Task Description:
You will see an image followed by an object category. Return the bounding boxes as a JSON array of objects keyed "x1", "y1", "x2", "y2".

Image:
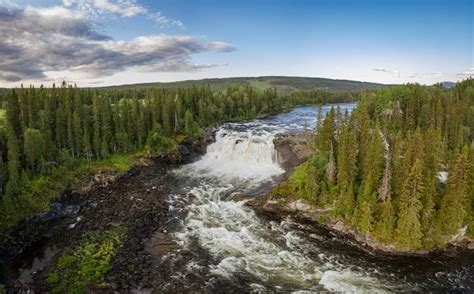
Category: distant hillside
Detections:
[{"x1": 101, "y1": 76, "x2": 386, "y2": 93}]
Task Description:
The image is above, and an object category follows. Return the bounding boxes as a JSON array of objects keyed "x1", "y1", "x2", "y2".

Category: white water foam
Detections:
[
  {"x1": 319, "y1": 270, "x2": 389, "y2": 293},
  {"x1": 172, "y1": 107, "x2": 396, "y2": 292},
  {"x1": 185, "y1": 128, "x2": 284, "y2": 182}
]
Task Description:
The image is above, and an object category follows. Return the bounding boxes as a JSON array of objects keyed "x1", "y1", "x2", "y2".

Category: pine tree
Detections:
[
  {"x1": 72, "y1": 110, "x2": 82, "y2": 157},
  {"x1": 184, "y1": 109, "x2": 200, "y2": 137},
  {"x1": 316, "y1": 107, "x2": 336, "y2": 154},
  {"x1": 23, "y1": 128, "x2": 45, "y2": 173},
  {"x1": 82, "y1": 110, "x2": 93, "y2": 162},
  {"x1": 7, "y1": 90, "x2": 22, "y2": 139},
  {"x1": 437, "y1": 147, "x2": 470, "y2": 239},
  {"x1": 162, "y1": 96, "x2": 174, "y2": 136},
  {"x1": 336, "y1": 116, "x2": 358, "y2": 218},
  {"x1": 92, "y1": 95, "x2": 101, "y2": 158},
  {"x1": 375, "y1": 198, "x2": 394, "y2": 242},
  {"x1": 395, "y1": 159, "x2": 424, "y2": 250},
  {"x1": 354, "y1": 171, "x2": 377, "y2": 235},
  {"x1": 100, "y1": 98, "x2": 112, "y2": 158},
  {"x1": 5, "y1": 125, "x2": 21, "y2": 197}
]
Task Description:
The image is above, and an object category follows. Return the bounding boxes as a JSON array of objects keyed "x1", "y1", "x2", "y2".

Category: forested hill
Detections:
[{"x1": 100, "y1": 76, "x2": 386, "y2": 93}]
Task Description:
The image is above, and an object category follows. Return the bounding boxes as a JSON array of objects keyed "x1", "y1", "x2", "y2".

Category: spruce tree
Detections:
[
  {"x1": 5, "y1": 125, "x2": 21, "y2": 197},
  {"x1": 437, "y1": 147, "x2": 470, "y2": 239},
  {"x1": 395, "y1": 159, "x2": 424, "y2": 250},
  {"x1": 23, "y1": 128, "x2": 45, "y2": 173},
  {"x1": 7, "y1": 90, "x2": 22, "y2": 139}
]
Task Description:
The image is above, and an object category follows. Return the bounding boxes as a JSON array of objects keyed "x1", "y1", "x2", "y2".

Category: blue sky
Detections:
[{"x1": 0, "y1": 0, "x2": 472, "y2": 86}]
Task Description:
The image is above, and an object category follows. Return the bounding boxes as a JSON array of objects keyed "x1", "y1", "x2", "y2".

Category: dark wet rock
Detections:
[
  {"x1": 274, "y1": 132, "x2": 314, "y2": 173},
  {"x1": 144, "y1": 232, "x2": 180, "y2": 259}
]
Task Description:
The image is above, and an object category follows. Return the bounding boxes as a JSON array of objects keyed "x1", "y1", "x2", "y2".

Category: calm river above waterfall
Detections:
[{"x1": 157, "y1": 104, "x2": 474, "y2": 293}]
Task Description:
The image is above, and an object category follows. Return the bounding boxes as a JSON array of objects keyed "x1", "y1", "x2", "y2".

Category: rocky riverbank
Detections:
[
  {"x1": 249, "y1": 131, "x2": 474, "y2": 256},
  {"x1": 0, "y1": 132, "x2": 213, "y2": 292},
  {"x1": 247, "y1": 195, "x2": 474, "y2": 255}
]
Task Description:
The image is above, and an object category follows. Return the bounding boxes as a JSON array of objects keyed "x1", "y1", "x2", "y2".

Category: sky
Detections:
[{"x1": 0, "y1": 0, "x2": 472, "y2": 87}]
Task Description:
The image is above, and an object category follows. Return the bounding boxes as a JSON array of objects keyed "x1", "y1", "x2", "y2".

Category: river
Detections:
[{"x1": 161, "y1": 104, "x2": 474, "y2": 293}]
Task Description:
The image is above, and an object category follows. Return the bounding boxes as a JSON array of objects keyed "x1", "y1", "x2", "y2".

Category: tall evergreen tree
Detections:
[
  {"x1": 395, "y1": 159, "x2": 424, "y2": 250},
  {"x1": 437, "y1": 147, "x2": 470, "y2": 239}
]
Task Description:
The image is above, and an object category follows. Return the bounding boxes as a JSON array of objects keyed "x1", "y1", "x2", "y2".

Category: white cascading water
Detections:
[
  {"x1": 187, "y1": 128, "x2": 284, "y2": 183},
  {"x1": 172, "y1": 109, "x2": 398, "y2": 292}
]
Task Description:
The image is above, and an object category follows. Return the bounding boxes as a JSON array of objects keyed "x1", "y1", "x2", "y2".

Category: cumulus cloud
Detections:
[
  {"x1": 371, "y1": 67, "x2": 400, "y2": 78},
  {"x1": 0, "y1": 6, "x2": 234, "y2": 82},
  {"x1": 63, "y1": 0, "x2": 184, "y2": 28}
]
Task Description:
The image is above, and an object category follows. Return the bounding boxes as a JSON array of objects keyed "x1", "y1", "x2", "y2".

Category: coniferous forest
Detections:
[
  {"x1": 0, "y1": 83, "x2": 353, "y2": 235},
  {"x1": 274, "y1": 79, "x2": 474, "y2": 250}
]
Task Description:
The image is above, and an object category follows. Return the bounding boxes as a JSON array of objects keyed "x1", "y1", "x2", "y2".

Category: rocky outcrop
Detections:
[
  {"x1": 247, "y1": 196, "x2": 474, "y2": 255},
  {"x1": 448, "y1": 226, "x2": 474, "y2": 250},
  {"x1": 274, "y1": 132, "x2": 314, "y2": 172},
  {"x1": 78, "y1": 170, "x2": 120, "y2": 194}
]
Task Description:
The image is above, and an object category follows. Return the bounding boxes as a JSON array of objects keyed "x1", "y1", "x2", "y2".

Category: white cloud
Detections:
[
  {"x1": 63, "y1": 0, "x2": 184, "y2": 28},
  {"x1": 409, "y1": 72, "x2": 444, "y2": 78},
  {"x1": 0, "y1": 6, "x2": 234, "y2": 82},
  {"x1": 25, "y1": 5, "x2": 83, "y2": 18},
  {"x1": 149, "y1": 11, "x2": 185, "y2": 29},
  {"x1": 63, "y1": 0, "x2": 145, "y2": 17},
  {"x1": 457, "y1": 68, "x2": 474, "y2": 75},
  {"x1": 371, "y1": 67, "x2": 400, "y2": 78}
]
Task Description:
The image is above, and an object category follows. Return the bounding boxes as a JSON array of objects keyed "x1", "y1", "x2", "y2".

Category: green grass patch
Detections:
[
  {"x1": 47, "y1": 228, "x2": 126, "y2": 294},
  {"x1": 78, "y1": 154, "x2": 137, "y2": 174}
]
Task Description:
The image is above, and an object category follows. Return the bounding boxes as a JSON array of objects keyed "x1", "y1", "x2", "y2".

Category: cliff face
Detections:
[{"x1": 273, "y1": 132, "x2": 314, "y2": 173}]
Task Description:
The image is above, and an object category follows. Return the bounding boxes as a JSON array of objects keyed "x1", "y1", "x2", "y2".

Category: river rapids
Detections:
[{"x1": 162, "y1": 104, "x2": 474, "y2": 293}]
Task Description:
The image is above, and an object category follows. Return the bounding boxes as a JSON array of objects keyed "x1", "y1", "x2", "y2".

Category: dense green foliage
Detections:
[
  {"x1": 279, "y1": 80, "x2": 474, "y2": 250},
  {"x1": 0, "y1": 82, "x2": 356, "y2": 235},
  {"x1": 47, "y1": 228, "x2": 126, "y2": 294}
]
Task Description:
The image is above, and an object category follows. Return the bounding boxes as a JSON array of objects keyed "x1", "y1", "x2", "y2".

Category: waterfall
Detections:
[{"x1": 188, "y1": 128, "x2": 284, "y2": 183}]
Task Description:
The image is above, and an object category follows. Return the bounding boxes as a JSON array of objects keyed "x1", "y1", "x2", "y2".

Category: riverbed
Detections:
[{"x1": 159, "y1": 104, "x2": 474, "y2": 293}]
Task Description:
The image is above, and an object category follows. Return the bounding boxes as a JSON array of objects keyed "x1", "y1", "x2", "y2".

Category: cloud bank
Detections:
[{"x1": 0, "y1": 6, "x2": 234, "y2": 82}]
